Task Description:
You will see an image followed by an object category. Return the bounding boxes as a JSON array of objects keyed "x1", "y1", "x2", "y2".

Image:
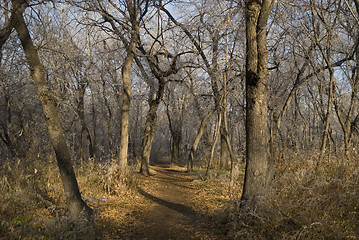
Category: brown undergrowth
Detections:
[
  {"x1": 229, "y1": 151, "x2": 359, "y2": 240},
  {"x1": 0, "y1": 156, "x2": 139, "y2": 240},
  {"x1": 0, "y1": 158, "x2": 233, "y2": 239},
  {"x1": 3, "y1": 152, "x2": 356, "y2": 239}
]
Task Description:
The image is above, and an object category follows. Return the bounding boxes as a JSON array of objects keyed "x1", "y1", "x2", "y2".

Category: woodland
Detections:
[{"x1": 1, "y1": 0, "x2": 359, "y2": 239}]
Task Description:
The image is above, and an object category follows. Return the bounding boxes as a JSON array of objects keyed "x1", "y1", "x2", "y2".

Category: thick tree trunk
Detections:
[
  {"x1": 118, "y1": 25, "x2": 138, "y2": 174},
  {"x1": 140, "y1": 84, "x2": 164, "y2": 176},
  {"x1": 140, "y1": 104, "x2": 157, "y2": 176},
  {"x1": 241, "y1": 0, "x2": 275, "y2": 208},
  {"x1": 11, "y1": 0, "x2": 92, "y2": 220}
]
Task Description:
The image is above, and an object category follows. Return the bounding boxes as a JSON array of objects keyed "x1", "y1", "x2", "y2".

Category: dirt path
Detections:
[{"x1": 109, "y1": 165, "x2": 229, "y2": 240}]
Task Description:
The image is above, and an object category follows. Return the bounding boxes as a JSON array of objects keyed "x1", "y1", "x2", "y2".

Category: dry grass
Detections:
[
  {"x1": 229, "y1": 151, "x2": 359, "y2": 240},
  {"x1": 0, "y1": 157, "x2": 139, "y2": 240},
  {"x1": 2, "y1": 151, "x2": 358, "y2": 239}
]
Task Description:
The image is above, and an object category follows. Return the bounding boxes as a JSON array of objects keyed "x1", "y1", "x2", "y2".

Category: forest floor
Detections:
[
  {"x1": 2, "y1": 155, "x2": 358, "y2": 239},
  {"x1": 95, "y1": 164, "x2": 232, "y2": 240}
]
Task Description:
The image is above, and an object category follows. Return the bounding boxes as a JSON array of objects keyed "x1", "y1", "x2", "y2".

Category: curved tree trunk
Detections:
[{"x1": 11, "y1": 0, "x2": 92, "y2": 220}]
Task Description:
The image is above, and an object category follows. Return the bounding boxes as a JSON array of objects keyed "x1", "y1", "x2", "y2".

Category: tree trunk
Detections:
[
  {"x1": 118, "y1": 23, "x2": 138, "y2": 174},
  {"x1": 140, "y1": 103, "x2": 157, "y2": 176},
  {"x1": 102, "y1": 77, "x2": 115, "y2": 157},
  {"x1": 295, "y1": 92, "x2": 310, "y2": 150},
  {"x1": 206, "y1": 112, "x2": 222, "y2": 176},
  {"x1": 91, "y1": 93, "x2": 98, "y2": 159},
  {"x1": 308, "y1": 2, "x2": 336, "y2": 164},
  {"x1": 140, "y1": 84, "x2": 164, "y2": 176},
  {"x1": 241, "y1": 0, "x2": 275, "y2": 208},
  {"x1": 135, "y1": 48, "x2": 178, "y2": 174},
  {"x1": 11, "y1": 0, "x2": 92, "y2": 220},
  {"x1": 77, "y1": 84, "x2": 94, "y2": 161},
  {"x1": 220, "y1": 109, "x2": 229, "y2": 169},
  {"x1": 187, "y1": 108, "x2": 215, "y2": 172},
  {"x1": 171, "y1": 127, "x2": 182, "y2": 164},
  {"x1": 167, "y1": 108, "x2": 182, "y2": 164}
]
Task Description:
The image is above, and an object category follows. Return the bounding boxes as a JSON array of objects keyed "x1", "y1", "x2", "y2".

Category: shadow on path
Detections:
[{"x1": 137, "y1": 187, "x2": 197, "y2": 219}]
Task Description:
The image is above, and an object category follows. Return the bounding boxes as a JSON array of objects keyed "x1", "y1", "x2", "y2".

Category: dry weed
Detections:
[
  {"x1": 229, "y1": 151, "x2": 359, "y2": 239},
  {"x1": 0, "y1": 156, "x2": 139, "y2": 239}
]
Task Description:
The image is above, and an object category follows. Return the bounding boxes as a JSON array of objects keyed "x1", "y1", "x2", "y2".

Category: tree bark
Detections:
[
  {"x1": 118, "y1": 23, "x2": 138, "y2": 174},
  {"x1": 241, "y1": 0, "x2": 275, "y2": 208},
  {"x1": 166, "y1": 102, "x2": 183, "y2": 164},
  {"x1": 102, "y1": 76, "x2": 115, "y2": 157},
  {"x1": 220, "y1": 109, "x2": 229, "y2": 169},
  {"x1": 206, "y1": 112, "x2": 222, "y2": 176},
  {"x1": 135, "y1": 39, "x2": 181, "y2": 174},
  {"x1": 187, "y1": 108, "x2": 215, "y2": 172},
  {"x1": 77, "y1": 81, "x2": 94, "y2": 161},
  {"x1": 140, "y1": 84, "x2": 164, "y2": 176},
  {"x1": 11, "y1": 0, "x2": 92, "y2": 220},
  {"x1": 140, "y1": 99, "x2": 157, "y2": 176}
]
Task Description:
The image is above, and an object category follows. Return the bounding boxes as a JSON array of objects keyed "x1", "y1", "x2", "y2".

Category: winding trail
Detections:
[{"x1": 118, "y1": 165, "x2": 228, "y2": 240}]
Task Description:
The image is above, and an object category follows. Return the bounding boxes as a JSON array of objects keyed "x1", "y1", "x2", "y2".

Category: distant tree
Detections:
[
  {"x1": 135, "y1": 45, "x2": 184, "y2": 175},
  {"x1": 74, "y1": 0, "x2": 150, "y2": 174},
  {"x1": 158, "y1": 1, "x2": 239, "y2": 172}
]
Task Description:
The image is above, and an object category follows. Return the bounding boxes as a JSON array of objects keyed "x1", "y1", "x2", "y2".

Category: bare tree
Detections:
[
  {"x1": 75, "y1": 0, "x2": 150, "y2": 173},
  {"x1": 241, "y1": 0, "x2": 276, "y2": 208},
  {"x1": 135, "y1": 49, "x2": 182, "y2": 175},
  {"x1": 10, "y1": 0, "x2": 93, "y2": 220},
  {"x1": 158, "y1": 1, "x2": 239, "y2": 172}
]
